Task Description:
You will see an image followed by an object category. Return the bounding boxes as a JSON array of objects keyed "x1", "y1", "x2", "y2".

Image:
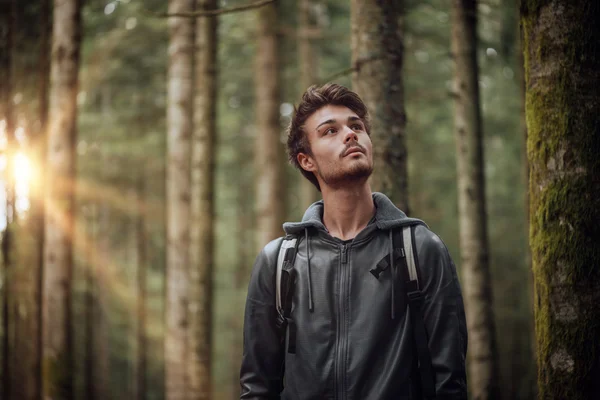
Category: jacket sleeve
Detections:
[
  {"x1": 414, "y1": 225, "x2": 468, "y2": 399},
  {"x1": 240, "y1": 238, "x2": 285, "y2": 400}
]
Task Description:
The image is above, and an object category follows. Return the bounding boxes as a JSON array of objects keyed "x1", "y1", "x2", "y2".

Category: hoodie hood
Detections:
[{"x1": 283, "y1": 192, "x2": 427, "y2": 235}]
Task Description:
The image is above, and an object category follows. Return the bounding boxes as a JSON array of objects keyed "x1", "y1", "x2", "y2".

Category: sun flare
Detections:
[
  {"x1": 13, "y1": 152, "x2": 33, "y2": 213},
  {"x1": 14, "y1": 152, "x2": 33, "y2": 185}
]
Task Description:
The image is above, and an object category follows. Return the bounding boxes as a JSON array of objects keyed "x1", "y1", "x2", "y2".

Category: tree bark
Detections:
[
  {"x1": 350, "y1": 0, "x2": 408, "y2": 212},
  {"x1": 230, "y1": 127, "x2": 252, "y2": 399},
  {"x1": 298, "y1": 0, "x2": 320, "y2": 209},
  {"x1": 0, "y1": 0, "x2": 15, "y2": 399},
  {"x1": 255, "y1": 1, "x2": 284, "y2": 250},
  {"x1": 450, "y1": 1, "x2": 500, "y2": 399},
  {"x1": 0, "y1": 0, "x2": 15, "y2": 397},
  {"x1": 84, "y1": 205, "x2": 97, "y2": 400},
  {"x1": 188, "y1": 1, "x2": 217, "y2": 398},
  {"x1": 135, "y1": 176, "x2": 148, "y2": 400},
  {"x1": 95, "y1": 205, "x2": 111, "y2": 400},
  {"x1": 33, "y1": 1, "x2": 51, "y2": 398},
  {"x1": 42, "y1": 0, "x2": 81, "y2": 398},
  {"x1": 521, "y1": 1, "x2": 600, "y2": 398},
  {"x1": 165, "y1": 0, "x2": 194, "y2": 398}
]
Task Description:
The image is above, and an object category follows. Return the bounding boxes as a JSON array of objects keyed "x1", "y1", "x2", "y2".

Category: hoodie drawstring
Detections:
[
  {"x1": 305, "y1": 228, "x2": 314, "y2": 312},
  {"x1": 389, "y1": 229, "x2": 396, "y2": 320}
]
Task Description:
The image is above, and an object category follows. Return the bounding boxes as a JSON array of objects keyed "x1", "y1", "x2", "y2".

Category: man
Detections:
[{"x1": 240, "y1": 83, "x2": 468, "y2": 399}]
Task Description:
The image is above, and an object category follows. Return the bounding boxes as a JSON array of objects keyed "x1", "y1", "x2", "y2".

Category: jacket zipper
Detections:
[{"x1": 336, "y1": 244, "x2": 348, "y2": 400}]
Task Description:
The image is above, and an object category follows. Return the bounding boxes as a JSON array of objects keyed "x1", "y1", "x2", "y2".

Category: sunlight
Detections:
[{"x1": 13, "y1": 152, "x2": 33, "y2": 213}]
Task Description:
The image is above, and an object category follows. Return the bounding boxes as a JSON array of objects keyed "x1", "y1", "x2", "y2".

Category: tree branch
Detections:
[
  {"x1": 146, "y1": 0, "x2": 276, "y2": 18},
  {"x1": 320, "y1": 55, "x2": 385, "y2": 84}
]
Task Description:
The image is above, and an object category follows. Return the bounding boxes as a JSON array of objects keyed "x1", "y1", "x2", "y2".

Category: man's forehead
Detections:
[{"x1": 307, "y1": 105, "x2": 360, "y2": 128}]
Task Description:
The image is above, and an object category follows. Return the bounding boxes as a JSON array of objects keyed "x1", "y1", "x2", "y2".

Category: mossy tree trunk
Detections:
[
  {"x1": 298, "y1": 0, "x2": 320, "y2": 209},
  {"x1": 521, "y1": 1, "x2": 600, "y2": 398},
  {"x1": 255, "y1": 1, "x2": 284, "y2": 250},
  {"x1": 189, "y1": 0, "x2": 217, "y2": 398},
  {"x1": 450, "y1": 0, "x2": 500, "y2": 398},
  {"x1": 42, "y1": 0, "x2": 82, "y2": 398},
  {"x1": 350, "y1": 0, "x2": 408, "y2": 212},
  {"x1": 165, "y1": 0, "x2": 194, "y2": 398}
]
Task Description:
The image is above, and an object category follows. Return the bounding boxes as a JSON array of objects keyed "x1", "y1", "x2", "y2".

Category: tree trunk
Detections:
[
  {"x1": 350, "y1": 0, "x2": 408, "y2": 212},
  {"x1": 298, "y1": 0, "x2": 320, "y2": 209},
  {"x1": 521, "y1": 1, "x2": 600, "y2": 398},
  {"x1": 42, "y1": 0, "x2": 81, "y2": 398},
  {"x1": 230, "y1": 127, "x2": 252, "y2": 400},
  {"x1": 94, "y1": 205, "x2": 111, "y2": 400},
  {"x1": 188, "y1": 1, "x2": 217, "y2": 398},
  {"x1": 515, "y1": 9, "x2": 537, "y2": 399},
  {"x1": 450, "y1": 1, "x2": 499, "y2": 399},
  {"x1": 165, "y1": 0, "x2": 194, "y2": 398},
  {"x1": 255, "y1": 1, "x2": 284, "y2": 251},
  {"x1": 33, "y1": 1, "x2": 51, "y2": 398},
  {"x1": 135, "y1": 178, "x2": 148, "y2": 400},
  {"x1": 84, "y1": 205, "x2": 97, "y2": 400},
  {"x1": 0, "y1": 0, "x2": 15, "y2": 397},
  {"x1": 11, "y1": 1, "x2": 49, "y2": 396}
]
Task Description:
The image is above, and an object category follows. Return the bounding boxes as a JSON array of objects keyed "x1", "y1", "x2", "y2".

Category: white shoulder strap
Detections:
[
  {"x1": 402, "y1": 226, "x2": 419, "y2": 287},
  {"x1": 276, "y1": 238, "x2": 297, "y2": 313}
]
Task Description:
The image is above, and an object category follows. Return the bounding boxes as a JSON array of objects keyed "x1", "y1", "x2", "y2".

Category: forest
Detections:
[{"x1": 0, "y1": 0, "x2": 598, "y2": 399}]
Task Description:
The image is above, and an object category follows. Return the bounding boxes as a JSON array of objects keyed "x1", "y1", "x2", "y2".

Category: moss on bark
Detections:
[{"x1": 522, "y1": 1, "x2": 600, "y2": 398}]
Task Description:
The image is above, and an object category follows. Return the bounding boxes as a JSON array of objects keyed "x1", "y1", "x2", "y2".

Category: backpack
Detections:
[{"x1": 275, "y1": 225, "x2": 436, "y2": 399}]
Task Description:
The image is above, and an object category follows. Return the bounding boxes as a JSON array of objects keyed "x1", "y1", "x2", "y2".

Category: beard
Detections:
[{"x1": 316, "y1": 158, "x2": 373, "y2": 189}]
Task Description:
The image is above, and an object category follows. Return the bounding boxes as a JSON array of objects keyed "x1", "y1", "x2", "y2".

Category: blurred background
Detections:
[{"x1": 0, "y1": 0, "x2": 535, "y2": 399}]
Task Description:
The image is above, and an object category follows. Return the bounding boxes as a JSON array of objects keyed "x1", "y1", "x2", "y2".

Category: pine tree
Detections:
[
  {"x1": 42, "y1": 0, "x2": 82, "y2": 398},
  {"x1": 165, "y1": 0, "x2": 195, "y2": 398},
  {"x1": 188, "y1": 0, "x2": 218, "y2": 398},
  {"x1": 450, "y1": 0, "x2": 500, "y2": 398},
  {"x1": 255, "y1": 0, "x2": 284, "y2": 250},
  {"x1": 350, "y1": 0, "x2": 408, "y2": 211}
]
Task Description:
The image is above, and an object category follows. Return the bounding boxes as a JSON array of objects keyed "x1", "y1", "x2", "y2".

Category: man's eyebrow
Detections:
[
  {"x1": 316, "y1": 119, "x2": 336, "y2": 130},
  {"x1": 316, "y1": 116, "x2": 362, "y2": 130}
]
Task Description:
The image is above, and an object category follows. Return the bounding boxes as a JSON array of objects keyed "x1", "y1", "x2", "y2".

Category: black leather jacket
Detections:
[{"x1": 240, "y1": 193, "x2": 468, "y2": 400}]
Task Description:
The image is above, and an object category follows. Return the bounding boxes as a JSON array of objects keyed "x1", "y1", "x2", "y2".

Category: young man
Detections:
[{"x1": 240, "y1": 84, "x2": 467, "y2": 399}]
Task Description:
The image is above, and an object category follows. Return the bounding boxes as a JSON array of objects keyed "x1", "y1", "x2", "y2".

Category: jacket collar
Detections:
[{"x1": 282, "y1": 192, "x2": 426, "y2": 235}]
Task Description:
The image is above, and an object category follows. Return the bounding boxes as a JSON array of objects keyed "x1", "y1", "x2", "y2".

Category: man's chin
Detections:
[{"x1": 319, "y1": 165, "x2": 373, "y2": 187}]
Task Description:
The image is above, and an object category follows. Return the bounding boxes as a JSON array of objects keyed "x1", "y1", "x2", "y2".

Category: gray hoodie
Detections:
[{"x1": 240, "y1": 192, "x2": 467, "y2": 400}]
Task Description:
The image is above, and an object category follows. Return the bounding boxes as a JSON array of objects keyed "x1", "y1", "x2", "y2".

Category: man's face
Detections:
[{"x1": 298, "y1": 104, "x2": 373, "y2": 189}]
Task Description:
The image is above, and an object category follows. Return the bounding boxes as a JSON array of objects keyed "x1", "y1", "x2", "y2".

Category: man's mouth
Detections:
[{"x1": 343, "y1": 146, "x2": 364, "y2": 157}]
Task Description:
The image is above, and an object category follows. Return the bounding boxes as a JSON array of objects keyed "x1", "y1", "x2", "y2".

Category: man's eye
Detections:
[
  {"x1": 351, "y1": 124, "x2": 363, "y2": 131},
  {"x1": 325, "y1": 127, "x2": 336, "y2": 135}
]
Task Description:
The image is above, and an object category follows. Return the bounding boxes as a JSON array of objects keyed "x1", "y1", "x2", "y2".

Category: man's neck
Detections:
[{"x1": 321, "y1": 183, "x2": 375, "y2": 241}]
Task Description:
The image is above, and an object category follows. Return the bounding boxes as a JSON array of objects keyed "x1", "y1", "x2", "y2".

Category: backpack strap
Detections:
[
  {"x1": 400, "y1": 225, "x2": 436, "y2": 399},
  {"x1": 275, "y1": 236, "x2": 299, "y2": 354}
]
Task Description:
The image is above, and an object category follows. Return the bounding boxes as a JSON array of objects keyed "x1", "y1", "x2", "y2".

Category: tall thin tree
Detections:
[
  {"x1": 188, "y1": 0, "x2": 218, "y2": 398},
  {"x1": 0, "y1": 0, "x2": 15, "y2": 397},
  {"x1": 298, "y1": 0, "x2": 320, "y2": 209},
  {"x1": 521, "y1": 0, "x2": 600, "y2": 398},
  {"x1": 450, "y1": 0, "x2": 499, "y2": 398},
  {"x1": 165, "y1": 0, "x2": 194, "y2": 399},
  {"x1": 42, "y1": 0, "x2": 82, "y2": 398},
  {"x1": 34, "y1": 0, "x2": 51, "y2": 398},
  {"x1": 350, "y1": 0, "x2": 408, "y2": 212},
  {"x1": 255, "y1": 0, "x2": 284, "y2": 249},
  {"x1": 135, "y1": 177, "x2": 148, "y2": 400}
]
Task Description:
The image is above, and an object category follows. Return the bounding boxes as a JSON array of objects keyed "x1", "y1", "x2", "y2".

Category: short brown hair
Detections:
[{"x1": 286, "y1": 83, "x2": 370, "y2": 191}]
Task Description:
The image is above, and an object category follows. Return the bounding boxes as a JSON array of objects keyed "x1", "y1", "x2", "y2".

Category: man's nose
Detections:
[{"x1": 343, "y1": 127, "x2": 358, "y2": 143}]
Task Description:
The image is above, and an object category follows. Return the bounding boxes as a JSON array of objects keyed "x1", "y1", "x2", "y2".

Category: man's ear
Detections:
[{"x1": 298, "y1": 152, "x2": 316, "y2": 172}]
